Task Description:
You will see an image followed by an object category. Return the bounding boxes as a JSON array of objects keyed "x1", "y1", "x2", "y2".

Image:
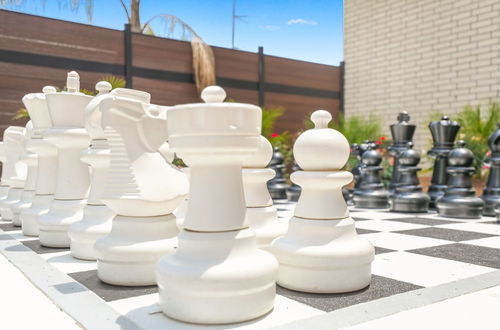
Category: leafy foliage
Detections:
[
  {"x1": 261, "y1": 107, "x2": 285, "y2": 138},
  {"x1": 455, "y1": 102, "x2": 500, "y2": 176},
  {"x1": 303, "y1": 113, "x2": 382, "y2": 145}
]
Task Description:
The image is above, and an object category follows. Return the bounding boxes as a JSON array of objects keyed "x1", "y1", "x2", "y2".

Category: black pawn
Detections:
[
  {"x1": 353, "y1": 144, "x2": 390, "y2": 209},
  {"x1": 388, "y1": 112, "x2": 416, "y2": 193},
  {"x1": 267, "y1": 146, "x2": 289, "y2": 200},
  {"x1": 437, "y1": 141, "x2": 484, "y2": 219},
  {"x1": 391, "y1": 144, "x2": 430, "y2": 213},
  {"x1": 427, "y1": 116, "x2": 461, "y2": 209},
  {"x1": 482, "y1": 123, "x2": 500, "y2": 216},
  {"x1": 351, "y1": 140, "x2": 377, "y2": 189},
  {"x1": 286, "y1": 160, "x2": 301, "y2": 202}
]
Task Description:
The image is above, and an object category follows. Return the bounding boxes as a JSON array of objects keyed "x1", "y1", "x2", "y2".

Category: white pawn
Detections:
[
  {"x1": 271, "y1": 110, "x2": 374, "y2": 293},
  {"x1": 11, "y1": 122, "x2": 38, "y2": 226},
  {"x1": 20, "y1": 86, "x2": 58, "y2": 236},
  {"x1": 38, "y1": 71, "x2": 92, "y2": 247},
  {"x1": 95, "y1": 88, "x2": 188, "y2": 286},
  {"x1": 156, "y1": 86, "x2": 278, "y2": 324},
  {"x1": 68, "y1": 81, "x2": 115, "y2": 260},
  {"x1": 242, "y1": 136, "x2": 287, "y2": 250},
  {"x1": 0, "y1": 126, "x2": 25, "y2": 208},
  {"x1": 0, "y1": 126, "x2": 27, "y2": 222}
]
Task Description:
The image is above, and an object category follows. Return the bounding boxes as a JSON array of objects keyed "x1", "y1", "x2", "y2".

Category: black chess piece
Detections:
[
  {"x1": 388, "y1": 112, "x2": 416, "y2": 193},
  {"x1": 437, "y1": 141, "x2": 484, "y2": 219},
  {"x1": 481, "y1": 123, "x2": 500, "y2": 216},
  {"x1": 351, "y1": 140, "x2": 377, "y2": 189},
  {"x1": 267, "y1": 146, "x2": 289, "y2": 200},
  {"x1": 496, "y1": 200, "x2": 500, "y2": 222},
  {"x1": 391, "y1": 144, "x2": 430, "y2": 212},
  {"x1": 286, "y1": 160, "x2": 301, "y2": 202},
  {"x1": 353, "y1": 143, "x2": 390, "y2": 209},
  {"x1": 427, "y1": 116, "x2": 461, "y2": 209}
]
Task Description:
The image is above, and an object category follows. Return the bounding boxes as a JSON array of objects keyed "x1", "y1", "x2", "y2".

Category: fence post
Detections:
[
  {"x1": 124, "y1": 24, "x2": 133, "y2": 88},
  {"x1": 258, "y1": 46, "x2": 265, "y2": 107},
  {"x1": 339, "y1": 60, "x2": 345, "y2": 114}
]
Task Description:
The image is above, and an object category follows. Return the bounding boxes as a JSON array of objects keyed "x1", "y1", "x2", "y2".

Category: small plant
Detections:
[
  {"x1": 455, "y1": 102, "x2": 499, "y2": 177},
  {"x1": 261, "y1": 107, "x2": 285, "y2": 138}
]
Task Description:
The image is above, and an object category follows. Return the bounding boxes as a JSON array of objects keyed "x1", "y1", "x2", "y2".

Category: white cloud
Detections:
[
  {"x1": 287, "y1": 18, "x2": 318, "y2": 25},
  {"x1": 262, "y1": 25, "x2": 280, "y2": 31}
]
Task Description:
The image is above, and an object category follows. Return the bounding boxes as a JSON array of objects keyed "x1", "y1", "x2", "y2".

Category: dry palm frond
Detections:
[
  {"x1": 191, "y1": 36, "x2": 216, "y2": 92},
  {"x1": 142, "y1": 14, "x2": 216, "y2": 93}
]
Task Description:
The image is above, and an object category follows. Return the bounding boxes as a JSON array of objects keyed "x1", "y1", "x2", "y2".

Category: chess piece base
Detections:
[
  {"x1": 11, "y1": 190, "x2": 35, "y2": 226},
  {"x1": 482, "y1": 191, "x2": 500, "y2": 217},
  {"x1": 96, "y1": 214, "x2": 178, "y2": 286},
  {"x1": 20, "y1": 194, "x2": 53, "y2": 237},
  {"x1": 391, "y1": 192, "x2": 430, "y2": 213},
  {"x1": 0, "y1": 185, "x2": 9, "y2": 202},
  {"x1": 271, "y1": 216, "x2": 374, "y2": 293},
  {"x1": 69, "y1": 205, "x2": 114, "y2": 260},
  {"x1": 0, "y1": 187, "x2": 24, "y2": 222},
  {"x1": 428, "y1": 184, "x2": 446, "y2": 209},
  {"x1": 247, "y1": 206, "x2": 287, "y2": 250},
  {"x1": 437, "y1": 195, "x2": 484, "y2": 219},
  {"x1": 353, "y1": 190, "x2": 390, "y2": 209},
  {"x1": 38, "y1": 199, "x2": 86, "y2": 247},
  {"x1": 156, "y1": 228, "x2": 278, "y2": 324}
]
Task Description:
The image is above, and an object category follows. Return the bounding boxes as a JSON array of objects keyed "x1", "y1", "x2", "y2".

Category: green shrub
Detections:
[{"x1": 455, "y1": 102, "x2": 499, "y2": 176}]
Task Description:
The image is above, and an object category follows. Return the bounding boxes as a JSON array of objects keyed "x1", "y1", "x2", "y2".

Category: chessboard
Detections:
[{"x1": 1, "y1": 201, "x2": 499, "y2": 330}]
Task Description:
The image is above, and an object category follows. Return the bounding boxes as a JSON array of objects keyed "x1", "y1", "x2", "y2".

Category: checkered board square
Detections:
[{"x1": 1, "y1": 202, "x2": 499, "y2": 329}]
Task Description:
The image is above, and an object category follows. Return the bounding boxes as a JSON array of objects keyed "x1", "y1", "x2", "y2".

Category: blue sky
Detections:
[{"x1": 3, "y1": 0, "x2": 343, "y2": 65}]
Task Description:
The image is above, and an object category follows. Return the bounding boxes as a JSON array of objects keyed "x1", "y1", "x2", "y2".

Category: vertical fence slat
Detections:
[
  {"x1": 124, "y1": 24, "x2": 133, "y2": 88},
  {"x1": 258, "y1": 46, "x2": 265, "y2": 107},
  {"x1": 339, "y1": 61, "x2": 345, "y2": 114}
]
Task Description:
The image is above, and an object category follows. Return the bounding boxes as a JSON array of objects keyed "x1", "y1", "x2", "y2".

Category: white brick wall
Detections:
[{"x1": 344, "y1": 0, "x2": 500, "y2": 151}]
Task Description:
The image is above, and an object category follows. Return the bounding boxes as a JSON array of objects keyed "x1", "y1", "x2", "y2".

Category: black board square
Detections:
[
  {"x1": 68, "y1": 270, "x2": 158, "y2": 302},
  {"x1": 277, "y1": 275, "x2": 422, "y2": 312},
  {"x1": 408, "y1": 243, "x2": 500, "y2": 269}
]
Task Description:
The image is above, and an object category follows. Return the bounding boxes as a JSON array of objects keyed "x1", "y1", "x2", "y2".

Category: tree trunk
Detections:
[{"x1": 129, "y1": 0, "x2": 141, "y2": 32}]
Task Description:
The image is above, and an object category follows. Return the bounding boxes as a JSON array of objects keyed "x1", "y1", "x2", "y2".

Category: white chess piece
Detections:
[
  {"x1": 156, "y1": 86, "x2": 278, "y2": 324},
  {"x1": 38, "y1": 72, "x2": 92, "y2": 247},
  {"x1": 270, "y1": 110, "x2": 374, "y2": 293},
  {"x1": 242, "y1": 136, "x2": 287, "y2": 250},
  {"x1": 20, "y1": 86, "x2": 58, "y2": 236},
  {"x1": 0, "y1": 126, "x2": 27, "y2": 222},
  {"x1": 173, "y1": 167, "x2": 189, "y2": 230},
  {"x1": 68, "y1": 81, "x2": 115, "y2": 260},
  {"x1": 11, "y1": 121, "x2": 38, "y2": 226},
  {"x1": 95, "y1": 88, "x2": 188, "y2": 286}
]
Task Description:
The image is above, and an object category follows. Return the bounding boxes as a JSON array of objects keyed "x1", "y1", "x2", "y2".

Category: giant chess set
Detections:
[{"x1": 0, "y1": 71, "x2": 499, "y2": 329}]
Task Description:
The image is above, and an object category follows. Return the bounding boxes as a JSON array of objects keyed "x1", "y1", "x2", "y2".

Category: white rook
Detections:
[{"x1": 156, "y1": 86, "x2": 278, "y2": 324}]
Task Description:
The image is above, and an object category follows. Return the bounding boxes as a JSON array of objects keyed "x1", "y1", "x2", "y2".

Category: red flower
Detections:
[
  {"x1": 271, "y1": 133, "x2": 279, "y2": 138},
  {"x1": 375, "y1": 140, "x2": 382, "y2": 145},
  {"x1": 380, "y1": 136, "x2": 386, "y2": 141}
]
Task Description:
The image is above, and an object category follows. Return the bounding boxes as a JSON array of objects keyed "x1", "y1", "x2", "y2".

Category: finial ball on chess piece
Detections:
[
  {"x1": 201, "y1": 85, "x2": 226, "y2": 103},
  {"x1": 294, "y1": 110, "x2": 350, "y2": 171},
  {"x1": 243, "y1": 135, "x2": 273, "y2": 168}
]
